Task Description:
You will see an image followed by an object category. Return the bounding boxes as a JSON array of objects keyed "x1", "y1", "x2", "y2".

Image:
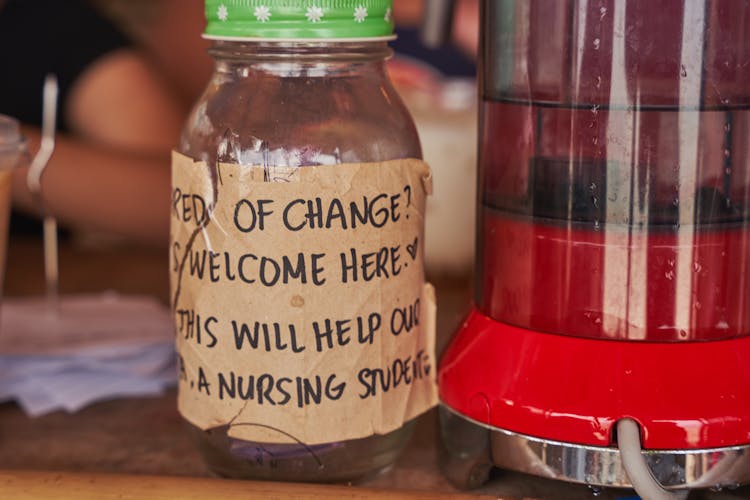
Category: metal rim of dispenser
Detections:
[
  {"x1": 438, "y1": 307, "x2": 750, "y2": 488},
  {"x1": 440, "y1": 404, "x2": 750, "y2": 490}
]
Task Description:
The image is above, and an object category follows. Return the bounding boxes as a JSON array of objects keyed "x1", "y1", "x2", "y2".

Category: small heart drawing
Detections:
[{"x1": 406, "y1": 237, "x2": 419, "y2": 260}]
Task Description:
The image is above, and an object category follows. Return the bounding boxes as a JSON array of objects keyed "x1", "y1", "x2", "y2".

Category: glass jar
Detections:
[{"x1": 174, "y1": 1, "x2": 427, "y2": 482}]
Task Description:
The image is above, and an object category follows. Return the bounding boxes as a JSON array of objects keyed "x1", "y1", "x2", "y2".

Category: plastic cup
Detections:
[{"x1": 0, "y1": 115, "x2": 26, "y2": 292}]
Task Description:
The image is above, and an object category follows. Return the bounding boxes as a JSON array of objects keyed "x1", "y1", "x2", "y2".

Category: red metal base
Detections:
[{"x1": 439, "y1": 308, "x2": 750, "y2": 449}]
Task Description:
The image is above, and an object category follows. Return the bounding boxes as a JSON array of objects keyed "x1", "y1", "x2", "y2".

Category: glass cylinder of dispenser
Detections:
[{"x1": 477, "y1": 0, "x2": 750, "y2": 342}]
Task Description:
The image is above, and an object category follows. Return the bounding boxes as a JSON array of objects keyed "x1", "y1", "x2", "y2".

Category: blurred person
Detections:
[
  {"x1": 387, "y1": 0, "x2": 477, "y2": 92},
  {"x1": 393, "y1": 0, "x2": 478, "y2": 58},
  {"x1": 0, "y1": 0, "x2": 477, "y2": 248},
  {"x1": 0, "y1": 0, "x2": 209, "y2": 247}
]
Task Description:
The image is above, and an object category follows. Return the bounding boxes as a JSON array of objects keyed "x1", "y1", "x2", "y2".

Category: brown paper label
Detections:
[{"x1": 170, "y1": 151, "x2": 437, "y2": 445}]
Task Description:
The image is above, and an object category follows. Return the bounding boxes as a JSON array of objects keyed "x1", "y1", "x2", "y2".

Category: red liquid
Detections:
[
  {"x1": 477, "y1": 100, "x2": 750, "y2": 341},
  {"x1": 479, "y1": 210, "x2": 750, "y2": 341}
]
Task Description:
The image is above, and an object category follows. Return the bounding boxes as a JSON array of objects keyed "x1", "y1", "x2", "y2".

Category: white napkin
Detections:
[{"x1": 0, "y1": 293, "x2": 176, "y2": 417}]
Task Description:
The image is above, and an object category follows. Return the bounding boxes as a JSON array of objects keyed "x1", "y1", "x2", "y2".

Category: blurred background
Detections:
[{"x1": 0, "y1": 0, "x2": 479, "y2": 276}]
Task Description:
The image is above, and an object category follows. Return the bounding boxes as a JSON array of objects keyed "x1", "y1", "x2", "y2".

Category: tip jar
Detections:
[{"x1": 171, "y1": 0, "x2": 438, "y2": 482}]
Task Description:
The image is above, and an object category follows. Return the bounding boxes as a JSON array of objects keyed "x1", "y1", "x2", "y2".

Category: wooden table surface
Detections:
[{"x1": 2, "y1": 236, "x2": 748, "y2": 499}]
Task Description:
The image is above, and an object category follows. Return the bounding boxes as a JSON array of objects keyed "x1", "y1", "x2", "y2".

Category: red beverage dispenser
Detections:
[{"x1": 438, "y1": 0, "x2": 750, "y2": 496}]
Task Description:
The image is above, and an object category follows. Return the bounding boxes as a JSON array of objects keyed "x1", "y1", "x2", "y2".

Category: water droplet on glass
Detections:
[
  {"x1": 587, "y1": 485, "x2": 603, "y2": 496},
  {"x1": 694, "y1": 301, "x2": 702, "y2": 310},
  {"x1": 591, "y1": 196, "x2": 600, "y2": 209},
  {"x1": 589, "y1": 182, "x2": 597, "y2": 191},
  {"x1": 725, "y1": 167, "x2": 732, "y2": 175},
  {"x1": 625, "y1": 369, "x2": 632, "y2": 375},
  {"x1": 592, "y1": 137, "x2": 599, "y2": 145},
  {"x1": 595, "y1": 75, "x2": 602, "y2": 88},
  {"x1": 591, "y1": 104, "x2": 599, "y2": 115},
  {"x1": 724, "y1": 149, "x2": 731, "y2": 158},
  {"x1": 722, "y1": 98, "x2": 730, "y2": 105},
  {"x1": 725, "y1": 123, "x2": 732, "y2": 132},
  {"x1": 599, "y1": 6, "x2": 607, "y2": 19},
  {"x1": 710, "y1": 484, "x2": 723, "y2": 492},
  {"x1": 693, "y1": 261, "x2": 703, "y2": 273},
  {"x1": 680, "y1": 65, "x2": 687, "y2": 77},
  {"x1": 593, "y1": 38, "x2": 601, "y2": 50},
  {"x1": 665, "y1": 270, "x2": 675, "y2": 280},
  {"x1": 672, "y1": 198, "x2": 679, "y2": 207},
  {"x1": 679, "y1": 330, "x2": 687, "y2": 338}
]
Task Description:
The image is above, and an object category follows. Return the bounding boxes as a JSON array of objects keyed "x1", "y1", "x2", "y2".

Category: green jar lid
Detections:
[{"x1": 204, "y1": 0, "x2": 395, "y2": 41}]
